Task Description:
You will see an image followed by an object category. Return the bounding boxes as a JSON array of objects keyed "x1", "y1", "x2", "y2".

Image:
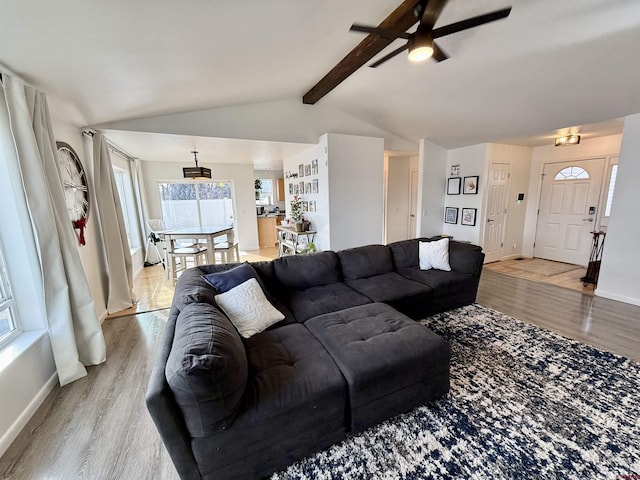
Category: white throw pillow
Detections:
[
  {"x1": 214, "y1": 278, "x2": 285, "y2": 338},
  {"x1": 419, "y1": 238, "x2": 452, "y2": 271}
]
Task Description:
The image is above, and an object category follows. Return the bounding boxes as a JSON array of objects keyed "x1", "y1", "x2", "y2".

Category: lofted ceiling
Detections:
[{"x1": 1, "y1": 0, "x2": 638, "y2": 165}]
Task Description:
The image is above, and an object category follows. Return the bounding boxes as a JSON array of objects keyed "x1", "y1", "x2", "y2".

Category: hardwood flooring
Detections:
[{"x1": 1, "y1": 268, "x2": 639, "y2": 479}]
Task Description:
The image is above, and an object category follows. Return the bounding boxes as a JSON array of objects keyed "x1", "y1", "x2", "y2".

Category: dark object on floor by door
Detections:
[{"x1": 581, "y1": 231, "x2": 606, "y2": 286}]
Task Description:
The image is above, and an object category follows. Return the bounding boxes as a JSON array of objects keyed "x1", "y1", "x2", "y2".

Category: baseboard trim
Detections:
[
  {"x1": 0, "y1": 371, "x2": 58, "y2": 458},
  {"x1": 594, "y1": 288, "x2": 640, "y2": 307}
]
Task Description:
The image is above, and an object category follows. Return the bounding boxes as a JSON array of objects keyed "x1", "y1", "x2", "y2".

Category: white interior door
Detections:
[
  {"x1": 534, "y1": 159, "x2": 605, "y2": 266},
  {"x1": 409, "y1": 170, "x2": 418, "y2": 238},
  {"x1": 483, "y1": 163, "x2": 510, "y2": 263}
]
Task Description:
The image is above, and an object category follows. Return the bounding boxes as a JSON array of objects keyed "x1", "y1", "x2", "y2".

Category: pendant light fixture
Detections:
[
  {"x1": 183, "y1": 150, "x2": 211, "y2": 179},
  {"x1": 554, "y1": 134, "x2": 581, "y2": 147}
]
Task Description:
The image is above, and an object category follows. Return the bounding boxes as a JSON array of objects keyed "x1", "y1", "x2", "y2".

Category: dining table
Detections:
[{"x1": 163, "y1": 224, "x2": 234, "y2": 265}]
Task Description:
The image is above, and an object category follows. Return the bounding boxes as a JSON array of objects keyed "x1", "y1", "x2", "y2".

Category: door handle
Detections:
[
  {"x1": 582, "y1": 218, "x2": 594, "y2": 222},
  {"x1": 487, "y1": 219, "x2": 494, "y2": 222}
]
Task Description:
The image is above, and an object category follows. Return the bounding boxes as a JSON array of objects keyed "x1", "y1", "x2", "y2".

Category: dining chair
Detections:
[
  {"x1": 167, "y1": 245, "x2": 208, "y2": 284},
  {"x1": 214, "y1": 229, "x2": 240, "y2": 264}
]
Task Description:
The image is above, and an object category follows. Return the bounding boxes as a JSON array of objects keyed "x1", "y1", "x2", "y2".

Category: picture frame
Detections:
[
  {"x1": 444, "y1": 207, "x2": 458, "y2": 224},
  {"x1": 294, "y1": 184, "x2": 299, "y2": 195},
  {"x1": 305, "y1": 182, "x2": 311, "y2": 194},
  {"x1": 312, "y1": 159, "x2": 318, "y2": 175},
  {"x1": 447, "y1": 177, "x2": 461, "y2": 195},
  {"x1": 302, "y1": 201, "x2": 309, "y2": 212},
  {"x1": 288, "y1": 183, "x2": 293, "y2": 195},
  {"x1": 309, "y1": 200, "x2": 316, "y2": 212},
  {"x1": 450, "y1": 164, "x2": 460, "y2": 177},
  {"x1": 299, "y1": 181, "x2": 304, "y2": 193},
  {"x1": 461, "y1": 208, "x2": 477, "y2": 226},
  {"x1": 463, "y1": 176, "x2": 479, "y2": 195},
  {"x1": 299, "y1": 164, "x2": 304, "y2": 178},
  {"x1": 312, "y1": 179, "x2": 318, "y2": 194},
  {"x1": 305, "y1": 164, "x2": 312, "y2": 177}
]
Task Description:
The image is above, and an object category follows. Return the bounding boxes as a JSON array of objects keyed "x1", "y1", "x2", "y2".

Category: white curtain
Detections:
[
  {"x1": 92, "y1": 133, "x2": 134, "y2": 313},
  {"x1": 1, "y1": 73, "x2": 106, "y2": 386}
]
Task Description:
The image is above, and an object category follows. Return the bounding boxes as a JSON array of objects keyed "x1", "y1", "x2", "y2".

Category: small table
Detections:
[
  {"x1": 277, "y1": 226, "x2": 316, "y2": 256},
  {"x1": 164, "y1": 225, "x2": 234, "y2": 265}
]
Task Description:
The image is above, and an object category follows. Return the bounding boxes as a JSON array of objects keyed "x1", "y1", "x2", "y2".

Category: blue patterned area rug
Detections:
[{"x1": 272, "y1": 304, "x2": 640, "y2": 479}]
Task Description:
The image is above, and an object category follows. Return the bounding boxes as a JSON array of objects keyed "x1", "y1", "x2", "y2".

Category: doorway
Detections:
[
  {"x1": 483, "y1": 163, "x2": 511, "y2": 263},
  {"x1": 534, "y1": 158, "x2": 606, "y2": 266}
]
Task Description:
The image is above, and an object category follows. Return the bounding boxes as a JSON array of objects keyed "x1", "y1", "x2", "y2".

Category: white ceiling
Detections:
[{"x1": 2, "y1": 0, "x2": 639, "y2": 164}]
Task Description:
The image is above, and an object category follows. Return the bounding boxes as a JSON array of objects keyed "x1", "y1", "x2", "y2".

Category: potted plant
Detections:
[{"x1": 290, "y1": 195, "x2": 304, "y2": 232}]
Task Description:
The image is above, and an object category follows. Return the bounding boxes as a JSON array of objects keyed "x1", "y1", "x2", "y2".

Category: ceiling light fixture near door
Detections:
[
  {"x1": 555, "y1": 134, "x2": 581, "y2": 147},
  {"x1": 183, "y1": 150, "x2": 211, "y2": 179}
]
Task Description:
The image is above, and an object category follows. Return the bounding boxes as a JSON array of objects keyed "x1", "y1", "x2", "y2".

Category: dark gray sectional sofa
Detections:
[{"x1": 146, "y1": 238, "x2": 484, "y2": 480}]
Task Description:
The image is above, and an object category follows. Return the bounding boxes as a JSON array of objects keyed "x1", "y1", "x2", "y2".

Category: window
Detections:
[
  {"x1": 113, "y1": 166, "x2": 142, "y2": 250},
  {"x1": 0, "y1": 245, "x2": 20, "y2": 348},
  {"x1": 604, "y1": 164, "x2": 618, "y2": 217},
  {"x1": 553, "y1": 166, "x2": 590, "y2": 180},
  {"x1": 256, "y1": 178, "x2": 273, "y2": 206},
  {"x1": 158, "y1": 181, "x2": 235, "y2": 228}
]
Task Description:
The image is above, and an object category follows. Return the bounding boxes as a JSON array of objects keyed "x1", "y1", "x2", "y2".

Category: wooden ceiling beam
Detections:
[{"x1": 302, "y1": 0, "x2": 422, "y2": 105}]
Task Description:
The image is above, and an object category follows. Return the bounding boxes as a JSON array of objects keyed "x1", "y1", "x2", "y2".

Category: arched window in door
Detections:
[{"x1": 553, "y1": 166, "x2": 590, "y2": 180}]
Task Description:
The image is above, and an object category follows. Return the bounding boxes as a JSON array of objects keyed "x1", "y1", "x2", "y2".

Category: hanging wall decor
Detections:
[
  {"x1": 447, "y1": 177, "x2": 461, "y2": 195},
  {"x1": 56, "y1": 141, "x2": 89, "y2": 245}
]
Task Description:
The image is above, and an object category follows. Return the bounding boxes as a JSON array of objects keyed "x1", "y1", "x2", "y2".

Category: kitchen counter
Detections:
[{"x1": 257, "y1": 214, "x2": 284, "y2": 247}]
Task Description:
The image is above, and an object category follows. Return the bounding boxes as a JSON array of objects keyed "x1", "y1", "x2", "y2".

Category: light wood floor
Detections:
[
  {"x1": 2, "y1": 269, "x2": 639, "y2": 479},
  {"x1": 484, "y1": 257, "x2": 595, "y2": 294},
  {"x1": 109, "y1": 247, "x2": 280, "y2": 318}
]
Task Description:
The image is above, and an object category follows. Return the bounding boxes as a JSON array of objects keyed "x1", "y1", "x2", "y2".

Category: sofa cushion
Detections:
[
  {"x1": 397, "y1": 266, "x2": 474, "y2": 292},
  {"x1": 338, "y1": 244, "x2": 394, "y2": 279},
  {"x1": 171, "y1": 268, "x2": 217, "y2": 312},
  {"x1": 273, "y1": 251, "x2": 341, "y2": 289},
  {"x1": 388, "y1": 238, "x2": 425, "y2": 269},
  {"x1": 165, "y1": 302, "x2": 247, "y2": 437},
  {"x1": 305, "y1": 303, "x2": 450, "y2": 432},
  {"x1": 191, "y1": 323, "x2": 347, "y2": 478},
  {"x1": 344, "y1": 272, "x2": 431, "y2": 303},
  {"x1": 281, "y1": 282, "x2": 372, "y2": 322},
  {"x1": 449, "y1": 241, "x2": 485, "y2": 275},
  {"x1": 214, "y1": 278, "x2": 285, "y2": 338},
  {"x1": 202, "y1": 262, "x2": 273, "y2": 301}
]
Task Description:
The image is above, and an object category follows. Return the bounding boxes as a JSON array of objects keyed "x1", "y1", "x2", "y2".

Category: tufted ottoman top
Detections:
[{"x1": 305, "y1": 302, "x2": 450, "y2": 431}]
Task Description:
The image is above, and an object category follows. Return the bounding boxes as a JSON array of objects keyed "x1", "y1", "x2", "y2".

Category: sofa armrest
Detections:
[
  {"x1": 146, "y1": 315, "x2": 202, "y2": 480},
  {"x1": 448, "y1": 241, "x2": 485, "y2": 276}
]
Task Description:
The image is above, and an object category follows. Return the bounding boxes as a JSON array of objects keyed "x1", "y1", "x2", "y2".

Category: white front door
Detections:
[
  {"x1": 534, "y1": 159, "x2": 605, "y2": 266},
  {"x1": 483, "y1": 163, "x2": 510, "y2": 263}
]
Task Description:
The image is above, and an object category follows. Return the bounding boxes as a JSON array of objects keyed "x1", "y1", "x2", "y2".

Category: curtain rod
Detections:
[{"x1": 83, "y1": 129, "x2": 136, "y2": 161}]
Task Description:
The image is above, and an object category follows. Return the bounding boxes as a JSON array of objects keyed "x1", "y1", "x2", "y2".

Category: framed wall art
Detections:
[
  {"x1": 463, "y1": 176, "x2": 479, "y2": 195},
  {"x1": 312, "y1": 179, "x2": 319, "y2": 194},
  {"x1": 447, "y1": 177, "x2": 461, "y2": 195},
  {"x1": 461, "y1": 208, "x2": 477, "y2": 226},
  {"x1": 444, "y1": 207, "x2": 458, "y2": 224}
]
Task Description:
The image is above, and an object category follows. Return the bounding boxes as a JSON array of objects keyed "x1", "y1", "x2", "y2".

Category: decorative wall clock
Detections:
[{"x1": 56, "y1": 141, "x2": 89, "y2": 245}]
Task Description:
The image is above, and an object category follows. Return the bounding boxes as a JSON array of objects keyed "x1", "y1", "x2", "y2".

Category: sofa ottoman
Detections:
[{"x1": 305, "y1": 303, "x2": 451, "y2": 433}]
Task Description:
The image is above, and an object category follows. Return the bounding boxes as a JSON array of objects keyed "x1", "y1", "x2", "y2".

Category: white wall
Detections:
[
  {"x1": 486, "y1": 144, "x2": 533, "y2": 258},
  {"x1": 596, "y1": 116, "x2": 640, "y2": 306},
  {"x1": 385, "y1": 155, "x2": 411, "y2": 244},
  {"x1": 327, "y1": 133, "x2": 385, "y2": 250},
  {"x1": 141, "y1": 161, "x2": 260, "y2": 251},
  {"x1": 97, "y1": 98, "x2": 416, "y2": 153},
  {"x1": 417, "y1": 140, "x2": 447, "y2": 238},
  {"x1": 443, "y1": 144, "x2": 487, "y2": 244},
  {"x1": 522, "y1": 134, "x2": 622, "y2": 257}
]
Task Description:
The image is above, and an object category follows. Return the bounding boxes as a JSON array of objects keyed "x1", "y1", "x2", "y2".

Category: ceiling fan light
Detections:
[
  {"x1": 554, "y1": 134, "x2": 581, "y2": 147},
  {"x1": 408, "y1": 45, "x2": 434, "y2": 62},
  {"x1": 408, "y1": 28, "x2": 434, "y2": 62}
]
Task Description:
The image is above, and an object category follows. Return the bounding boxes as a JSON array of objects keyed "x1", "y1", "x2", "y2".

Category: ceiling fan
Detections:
[{"x1": 303, "y1": 0, "x2": 511, "y2": 105}]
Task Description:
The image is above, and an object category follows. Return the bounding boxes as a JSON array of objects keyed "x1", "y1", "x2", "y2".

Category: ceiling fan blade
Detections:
[
  {"x1": 419, "y1": 0, "x2": 449, "y2": 29},
  {"x1": 350, "y1": 23, "x2": 411, "y2": 40},
  {"x1": 432, "y1": 42, "x2": 448, "y2": 62},
  {"x1": 303, "y1": 0, "x2": 421, "y2": 105},
  {"x1": 432, "y1": 7, "x2": 511, "y2": 39},
  {"x1": 369, "y1": 43, "x2": 409, "y2": 68}
]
